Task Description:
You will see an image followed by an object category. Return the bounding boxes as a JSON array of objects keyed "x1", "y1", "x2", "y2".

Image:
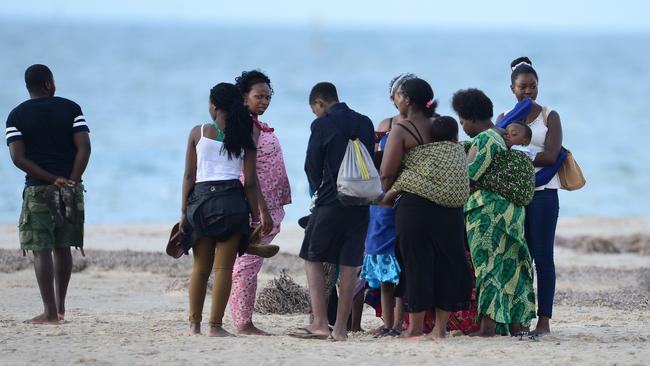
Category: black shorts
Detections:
[{"x1": 299, "y1": 205, "x2": 369, "y2": 267}]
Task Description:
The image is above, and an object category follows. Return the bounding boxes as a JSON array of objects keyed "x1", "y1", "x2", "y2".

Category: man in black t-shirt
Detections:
[{"x1": 6, "y1": 64, "x2": 91, "y2": 325}]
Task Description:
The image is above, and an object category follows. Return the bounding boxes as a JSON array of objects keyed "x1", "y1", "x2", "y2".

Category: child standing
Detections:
[{"x1": 360, "y1": 74, "x2": 415, "y2": 337}]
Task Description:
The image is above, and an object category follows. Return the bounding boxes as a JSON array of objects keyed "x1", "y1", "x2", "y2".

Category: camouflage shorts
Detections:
[{"x1": 18, "y1": 184, "x2": 85, "y2": 252}]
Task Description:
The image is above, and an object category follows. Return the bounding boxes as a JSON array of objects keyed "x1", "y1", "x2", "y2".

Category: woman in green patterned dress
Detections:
[{"x1": 451, "y1": 88, "x2": 536, "y2": 336}]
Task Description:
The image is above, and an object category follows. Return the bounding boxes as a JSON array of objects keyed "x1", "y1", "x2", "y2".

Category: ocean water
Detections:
[{"x1": 1, "y1": 20, "x2": 648, "y2": 224}]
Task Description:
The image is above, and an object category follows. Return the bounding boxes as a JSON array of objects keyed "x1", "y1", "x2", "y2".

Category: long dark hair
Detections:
[{"x1": 209, "y1": 83, "x2": 256, "y2": 159}]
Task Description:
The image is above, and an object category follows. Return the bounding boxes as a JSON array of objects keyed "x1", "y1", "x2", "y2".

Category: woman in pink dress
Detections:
[{"x1": 229, "y1": 70, "x2": 291, "y2": 335}]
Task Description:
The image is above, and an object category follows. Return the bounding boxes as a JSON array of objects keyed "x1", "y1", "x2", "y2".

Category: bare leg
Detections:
[
  {"x1": 207, "y1": 234, "x2": 240, "y2": 338},
  {"x1": 393, "y1": 297, "x2": 405, "y2": 330},
  {"x1": 53, "y1": 247, "x2": 72, "y2": 320},
  {"x1": 188, "y1": 237, "x2": 215, "y2": 335},
  {"x1": 429, "y1": 308, "x2": 450, "y2": 340},
  {"x1": 380, "y1": 283, "x2": 396, "y2": 330},
  {"x1": 331, "y1": 265, "x2": 357, "y2": 341},
  {"x1": 349, "y1": 282, "x2": 365, "y2": 332},
  {"x1": 470, "y1": 316, "x2": 497, "y2": 337},
  {"x1": 303, "y1": 260, "x2": 330, "y2": 336},
  {"x1": 510, "y1": 323, "x2": 522, "y2": 336},
  {"x1": 401, "y1": 312, "x2": 425, "y2": 338},
  {"x1": 25, "y1": 250, "x2": 59, "y2": 325},
  {"x1": 532, "y1": 316, "x2": 551, "y2": 335}
]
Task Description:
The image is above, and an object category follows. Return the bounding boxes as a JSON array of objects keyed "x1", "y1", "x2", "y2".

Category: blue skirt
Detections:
[{"x1": 361, "y1": 252, "x2": 401, "y2": 289}]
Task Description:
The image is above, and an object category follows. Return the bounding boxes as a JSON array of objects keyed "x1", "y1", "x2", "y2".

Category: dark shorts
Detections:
[
  {"x1": 19, "y1": 184, "x2": 85, "y2": 252},
  {"x1": 299, "y1": 205, "x2": 369, "y2": 267}
]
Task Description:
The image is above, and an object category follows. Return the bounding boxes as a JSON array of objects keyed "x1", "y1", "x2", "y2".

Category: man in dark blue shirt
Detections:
[
  {"x1": 6, "y1": 64, "x2": 91, "y2": 325},
  {"x1": 295, "y1": 82, "x2": 374, "y2": 341}
]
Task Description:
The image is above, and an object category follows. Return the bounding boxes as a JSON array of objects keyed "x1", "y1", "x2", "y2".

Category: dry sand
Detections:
[{"x1": 0, "y1": 218, "x2": 649, "y2": 365}]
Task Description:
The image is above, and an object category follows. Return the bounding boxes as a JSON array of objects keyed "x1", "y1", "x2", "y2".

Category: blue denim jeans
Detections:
[{"x1": 525, "y1": 189, "x2": 559, "y2": 318}]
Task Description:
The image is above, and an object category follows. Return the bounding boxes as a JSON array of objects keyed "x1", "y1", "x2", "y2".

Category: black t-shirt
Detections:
[{"x1": 5, "y1": 96, "x2": 90, "y2": 186}]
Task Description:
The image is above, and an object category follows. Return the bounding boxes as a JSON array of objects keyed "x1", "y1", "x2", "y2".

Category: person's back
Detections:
[
  {"x1": 7, "y1": 96, "x2": 88, "y2": 186},
  {"x1": 297, "y1": 82, "x2": 375, "y2": 342},
  {"x1": 306, "y1": 101, "x2": 375, "y2": 207},
  {"x1": 392, "y1": 116, "x2": 469, "y2": 208},
  {"x1": 5, "y1": 64, "x2": 91, "y2": 325}
]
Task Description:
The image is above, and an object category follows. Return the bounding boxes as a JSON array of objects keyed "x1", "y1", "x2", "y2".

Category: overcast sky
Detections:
[{"x1": 2, "y1": 0, "x2": 649, "y2": 32}]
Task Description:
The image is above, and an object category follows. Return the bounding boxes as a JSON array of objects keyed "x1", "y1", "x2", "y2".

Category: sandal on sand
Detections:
[
  {"x1": 373, "y1": 327, "x2": 391, "y2": 338},
  {"x1": 246, "y1": 244, "x2": 280, "y2": 258},
  {"x1": 287, "y1": 327, "x2": 329, "y2": 340},
  {"x1": 387, "y1": 329, "x2": 402, "y2": 337}
]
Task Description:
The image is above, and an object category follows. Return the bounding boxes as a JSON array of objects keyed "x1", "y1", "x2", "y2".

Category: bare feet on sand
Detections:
[
  {"x1": 428, "y1": 327, "x2": 447, "y2": 341},
  {"x1": 329, "y1": 330, "x2": 347, "y2": 342},
  {"x1": 469, "y1": 330, "x2": 496, "y2": 337},
  {"x1": 23, "y1": 313, "x2": 60, "y2": 325},
  {"x1": 531, "y1": 326, "x2": 551, "y2": 336},
  {"x1": 236, "y1": 323, "x2": 270, "y2": 336},
  {"x1": 207, "y1": 325, "x2": 234, "y2": 337},
  {"x1": 399, "y1": 329, "x2": 424, "y2": 340},
  {"x1": 189, "y1": 323, "x2": 201, "y2": 335}
]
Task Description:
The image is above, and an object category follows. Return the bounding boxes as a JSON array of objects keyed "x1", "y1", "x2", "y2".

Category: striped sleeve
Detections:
[
  {"x1": 5, "y1": 110, "x2": 23, "y2": 145},
  {"x1": 72, "y1": 104, "x2": 90, "y2": 133}
]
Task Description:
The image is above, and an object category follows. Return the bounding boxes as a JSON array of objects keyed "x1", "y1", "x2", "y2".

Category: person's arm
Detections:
[
  {"x1": 250, "y1": 125, "x2": 272, "y2": 233},
  {"x1": 243, "y1": 148, "x2": 271, "y2": 233},
  {"x1": 69, "y1": 132, "x2": 91, "y2": 183},
  {"x1": 533, "y1": 111, "x2": 563, "y2": 167},
  {"x1": 304, "y1": 121, "x2": 324, "y2": 194},
  {"x1": 379, "y1": 127, "x2": 404, "y2": 191},
  {"x1": 378, "y1": 189, "x2": 398, "y2": 208},
  {"x1": 180, "y1": 126, "x2": 199, "y2": 228},
  {"x1": 9, "y1": 141, "x2": 73, "y2": 187}
]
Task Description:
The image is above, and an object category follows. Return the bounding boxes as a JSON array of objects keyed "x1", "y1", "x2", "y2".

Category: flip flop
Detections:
[
  {"x1": 373, "y1": 327, "x2": 391, "y2": 338},
  {"x1": 287, "y1": 327, "x2": 329, "y2": 340}
]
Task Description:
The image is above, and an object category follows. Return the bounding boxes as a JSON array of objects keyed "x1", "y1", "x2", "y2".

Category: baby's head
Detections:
[
  {"x1": 504, "y1": 122, "x2": 532, "y2": 148},
  {"x1": 431, "y1": 116, "x2": 459, "y2": 143}
]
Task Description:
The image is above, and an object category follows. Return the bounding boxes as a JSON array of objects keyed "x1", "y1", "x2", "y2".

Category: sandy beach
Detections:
[{"x1": 0, "y1": 217, "x2": 648, "y2": 365}]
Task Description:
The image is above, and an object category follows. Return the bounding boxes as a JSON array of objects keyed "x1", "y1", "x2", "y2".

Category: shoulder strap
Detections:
[
  {"x1": 200, "y1": 124, "x2": 205, "y2": 137},
  {"x1": 388, "y1": 117, "x2": 394, "y2": 130},
  {"x1": 541, "y1": 106, "x2": 549, "y2": 127},
  {"x1": 395, "y1": 121, "x2": 424, "y2": 145},
  {"x1": 405, "y1": 120, "x2": 424, "y2": 144}
]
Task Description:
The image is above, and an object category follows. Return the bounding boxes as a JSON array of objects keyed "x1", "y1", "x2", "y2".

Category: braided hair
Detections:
[{"x1": 209, "y1": 83, "x2": 256, "y2": 159}]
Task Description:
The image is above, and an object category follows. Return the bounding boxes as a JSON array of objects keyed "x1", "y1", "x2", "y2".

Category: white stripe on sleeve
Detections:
[
  {"x1": 74, "y1": 115, "x2": 85, "y2": 122},
  {"x1": 6, "y1": 132, "x2": 22, "y2": 139},
  {"x1": 6, "y1": 127, "x2": 18, "y2": 133},
  {"x1": 73, "y1": 122, "x2": 88, "y2": 128}
]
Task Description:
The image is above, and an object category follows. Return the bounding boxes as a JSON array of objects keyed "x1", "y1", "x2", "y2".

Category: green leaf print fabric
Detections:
[{"x1": 464, "y1": 129, "x2": 536, "y2": 335}]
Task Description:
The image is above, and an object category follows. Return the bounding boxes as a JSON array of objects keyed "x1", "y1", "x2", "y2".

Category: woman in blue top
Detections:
[{"x1": 360, "y1": 73, "x2": 414, "y2": 337}]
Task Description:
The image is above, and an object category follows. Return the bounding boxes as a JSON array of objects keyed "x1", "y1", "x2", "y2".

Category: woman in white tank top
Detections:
[
  {"x1": 178, "y1": 82, "x2": 271, "y2": 337},
  {"x1": 497, "y1": 57, "x2": 562, "y2": 336}
]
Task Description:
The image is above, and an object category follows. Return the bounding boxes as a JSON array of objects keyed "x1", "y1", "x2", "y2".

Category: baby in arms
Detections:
[{"x1": 504, "y1": 122, "x2": 537, "y2": 161}]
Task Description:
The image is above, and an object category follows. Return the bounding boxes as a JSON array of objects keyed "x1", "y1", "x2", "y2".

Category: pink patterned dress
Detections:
[{"x1": 229, "y1": 117, "x2": 291, "y2": 327}]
